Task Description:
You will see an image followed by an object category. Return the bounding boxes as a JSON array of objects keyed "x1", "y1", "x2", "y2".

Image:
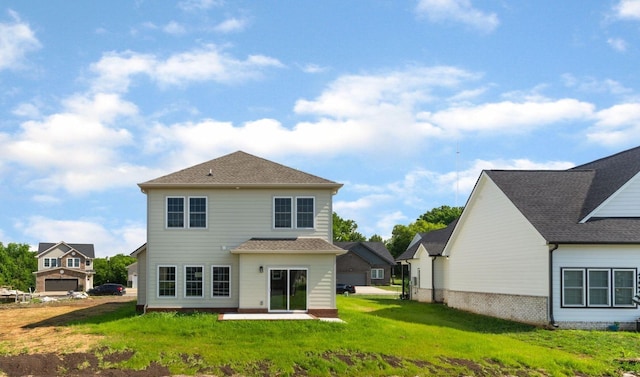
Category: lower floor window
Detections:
[
  {"x1": 158, "y1": 266, "x2": 176, "y2": 297},
  {"x1": 212, "y1": 266, "x2": 230, "y2": 297},
  {"x1": 185, "y1": 266, "x2": 204, "y2": 297},
  {"x1": 371, "y1": 268, "x2": 384, "y2": 280},
  {"x1": 562, "y1": 267, "x2": 636, "y2": 308}
]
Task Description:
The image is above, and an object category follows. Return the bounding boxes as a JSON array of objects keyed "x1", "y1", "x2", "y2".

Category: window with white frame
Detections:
[
  {"x1": 296, "y1": 197, "x2": 315, "y2": 228},
  {"x1": 158, "y1": 266, "x2": 177, "y2": 297},
  {"x1": 212, "y1": 266, "x2": 230, "y2": 297},
  {"x1": 273, "y1": 196, "x2": 315, "y2": 229},
  {"x1": 371, "y1": 268, "x2": 384, "y2": 280},
  {"x1": 166, "y1": 196, "x2": 207, "y2": 229},
  {"x1": 67, "y1": 258, "x2": 80, "y2": 268},
  {"x1": 189, "y1": 197, "x2": 207, "y2": 228},
  {"x1": 167, "y1": 197, "x2": 185, "y2": 228},
  {"x1": 44, "y1": 258, "x2": 58, "y2": 268},
  {"x1": 185, "y1": 266, "x2": 204, "y2": 297},
  {"x1": 562, "y1": 268, "x2": 636, "y2": 308}
]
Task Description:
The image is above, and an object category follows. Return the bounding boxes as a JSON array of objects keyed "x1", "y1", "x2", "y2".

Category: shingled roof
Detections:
[
  {"x1": 139, "y1": 151, "x2": 343, "y2": 190},
  {"x1": 485, "y1": 145, "x2": 640, "y2": 244},
  {"x1": 396, "y1": 219, "x2": 458, "y2": 261},
  {"x1": 37, "y1": 242, "x2": 95, "y2": 258},
  {"x1": 230, "y1": 237, "x2": 346, "y2": 254},
  {"x1": 334, "y1": 241, "x2": 395, "y2": 265}
]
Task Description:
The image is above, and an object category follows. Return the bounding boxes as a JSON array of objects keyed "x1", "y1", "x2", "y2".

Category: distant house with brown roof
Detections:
[{"x1": 133, "y1": 151, "x2": 345, "y2": 317}]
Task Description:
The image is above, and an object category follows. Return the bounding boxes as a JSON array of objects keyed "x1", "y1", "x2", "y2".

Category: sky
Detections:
[{"x1": 1, "y1": 1, "x2": 640, "y2": 257}]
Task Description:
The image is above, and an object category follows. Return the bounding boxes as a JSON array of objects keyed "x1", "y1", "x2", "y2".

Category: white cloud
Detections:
[
  {"x1": 300, "y1": 63, "x2": 329, "y2": 74},
  {"x1": 607, "y1": 37, "x2": 627, "y2": 52},
  {"x1": 615, "y1": 0, "x2": 640, "y2": 20},
  {"x1": 90, "y1": 45, "x2": 284, "y2": 91},
  {"x1": 214, "y1": 17, "x2": 248, "y2": 33},
  {"x1": 420, "y1": 98, "x2": 595, "y2": 135},
  {"x1": 19, "y1": 216, "x2": 146, "y2": 258},
  {"x1": 0, "y1": 10, "x2": 41, "y2": 70},
  {"x1": 12, "y1": 102, "x2": 41, "y2": 118},
  {"x1": 587, "y1": 103, "x2": 640, "y2": 145},
  {"x1": 562, "y1": 74, "x2": 632, "y2": 95},
  {"x1": 178, "y1": 0, "x2": 221, "y2": 12},
  {"x1": 163, "y1": 21, "x2": 186, "y2": 35},
  {"x1": 415, "y1": 0, "x2": 499, "y2": 33}
]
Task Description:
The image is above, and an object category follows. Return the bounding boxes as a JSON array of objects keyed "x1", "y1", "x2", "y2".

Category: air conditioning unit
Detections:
[{"x1": 412, "y1": 277, "x2": 418, "y2": 286}]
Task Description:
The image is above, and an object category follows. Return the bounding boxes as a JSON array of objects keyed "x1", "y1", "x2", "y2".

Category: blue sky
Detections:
[{"x1": 1, "y1": 0, "x2": 640, "y2": 257}]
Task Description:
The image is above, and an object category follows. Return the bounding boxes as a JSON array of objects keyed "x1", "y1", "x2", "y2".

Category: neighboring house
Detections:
[
  {"x1": 399, "y1": 146, "x2": 640, "y2": 330},
  {"x1": 335, "y1": 241, "x2": 395, "y2": 286},
  {"x1": 34, "y1": 242, "x2": 95, "y2": 293},
  {"x1": 127, "y1": 261, "x2": 138, "y2": 289},
  {"x1": 396, "y1": 219, "x2": 457, "y2": 302},
  {"x1": 132, "y1": 151, "x2": 346, "y2": 317}
]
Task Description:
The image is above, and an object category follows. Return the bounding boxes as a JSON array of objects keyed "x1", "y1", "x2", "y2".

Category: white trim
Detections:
[
  {"x1": 580, "y1": 171, "x2": 640, "y2": 222},
  {"x1": 66, "y1": 258, "x2": 81, "y2": 268},
  {"x1": 184, "y1": 265, "x2": 205, "y2": 298},
  {"x1": 562, "y1": 268, "x2": 585, "y2": 307},
  {"x1": 157, "y1": 264, "x2": 178, "y2": 298},
  {"x1": 211, "y1": 265, "x2": 231, "y2": 298},
  {"x1": 188, "y1": 196, "x2": 208, "y2": 229},
  {"x1": 273, "y1": 196, "x2": 293, "y2": 229},
  {"x1": 587, "y1": 269, "x2": 610, "y2": 307},
  {"x1": 613, "y1": 268, "x2": 636, "y2": 307},
  {"x1": 295, "y1": 196, "x2": 316, "y2": 229},
  {"x1": 166, "y1": 196, "x2": 186, "y2": 229},
  {"x1": 371, "y1": 268, "x2": 384, "y2": 280}
]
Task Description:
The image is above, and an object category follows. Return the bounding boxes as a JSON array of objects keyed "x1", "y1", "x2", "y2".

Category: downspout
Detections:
[
  {"x1": 549, "y1": 243, "x2": 559, "y2": 327},
  {"x1": 431, "y1": 256, "x2": 437, "y2": 303},
  {"x1": 406, "y1": 262, "x2": 411, "y2": 300}
]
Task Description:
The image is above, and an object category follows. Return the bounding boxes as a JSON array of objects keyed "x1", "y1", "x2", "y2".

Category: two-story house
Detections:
[
  {"x1": 133, "y1": 151, "x2": 345, "y2": 317},
  {"x1": 34, "y1": 242, "x2": 95, "y2": 293}
]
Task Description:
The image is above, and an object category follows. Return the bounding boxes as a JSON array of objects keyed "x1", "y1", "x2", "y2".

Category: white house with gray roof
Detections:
[
  {"x1": 133, "y1": 151, "x2": 345, "y2": 317},
  {"x1": 400, "y1": 146, "x2": 640, "y2": 330}
]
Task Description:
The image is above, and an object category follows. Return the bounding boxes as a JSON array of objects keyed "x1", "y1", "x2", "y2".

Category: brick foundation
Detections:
[{"x1": 446, "y1": 290, "x2": 548, "y2": 325}]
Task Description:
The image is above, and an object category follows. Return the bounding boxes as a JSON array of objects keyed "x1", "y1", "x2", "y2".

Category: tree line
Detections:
[
  {"x1": 333, "y1": 205, "x2": 463, "y2": 258},
  {"x1": 0, "y1": 242, "x2": 134, "y2": 292}
]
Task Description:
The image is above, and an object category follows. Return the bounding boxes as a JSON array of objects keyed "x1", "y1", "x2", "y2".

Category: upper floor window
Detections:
[
  {"x1": 43, "y1": 258, "x2": 58, "y2": 268},
  {"x1": 562, "y1": 268, "x2": 636, "y2": 308},
  {"x1": 166, "y1": 196, "x2": 207, "y2": 229},
  {"x1": 67, "y1": 258, "x2": 80, "y2": 268},
  {"x1": 273, "y1": 196, "x2": 315, "y2": 229}
]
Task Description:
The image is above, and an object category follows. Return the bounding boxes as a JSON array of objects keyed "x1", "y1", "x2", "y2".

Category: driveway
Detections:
[{"x1": 354, "y1": 286, "x2": 400, "y2": 295}]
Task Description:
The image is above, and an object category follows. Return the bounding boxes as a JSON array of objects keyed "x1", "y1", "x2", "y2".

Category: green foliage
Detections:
[
  {"x1": 332, "y1": 212, "x2": 365, "y2": 242},
  {"x1": 94, "y1": 254, "x2": 136, "y2": 286},
  {"x1": 0, "y1": 243, "x2": 37, "y2": 291},
  {"x1": 368, "y1": 234, "x2": 383, "y2": 242},
  {"x1": 419, "y1": 205, "x2": 463, "y2": 226},
  {"x1": 385, "y1": 219, "x2": 445, "y2": 258},
  {"x1": 69, "y1": 297, "x2": 629, "y2": 376}
]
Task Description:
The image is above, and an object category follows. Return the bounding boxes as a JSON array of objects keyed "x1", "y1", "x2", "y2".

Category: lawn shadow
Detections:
[
  {"x1": 22, "y1": 301, "x2": 138, "y2": 328},
  {"x1": 357, "y1": 296, "x2": 537, "y2": 334}
]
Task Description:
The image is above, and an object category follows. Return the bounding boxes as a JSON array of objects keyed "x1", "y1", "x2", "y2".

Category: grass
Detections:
[{"x1": 66, "y1": 295, "x2": 640, "y2": 376}]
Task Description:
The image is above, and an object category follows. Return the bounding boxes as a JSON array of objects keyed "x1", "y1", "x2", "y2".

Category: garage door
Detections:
[
  {"x1": 45, "y1": 279, "x2": 78, "y2": 292},
  {"x1": 337, "y1": 273, "x2": 366, "y2": 286}
]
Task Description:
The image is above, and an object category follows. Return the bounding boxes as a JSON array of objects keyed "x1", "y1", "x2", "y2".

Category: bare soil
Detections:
[{"x1": 0, "y1": 295, "x2": 172, "y2": 377}]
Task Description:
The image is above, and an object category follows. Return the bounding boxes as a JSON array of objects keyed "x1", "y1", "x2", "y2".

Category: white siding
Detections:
[
  {"x1": 588, "y1": 172, "x2": 640, "y2": 218},
  {"x1": 37, "y1": 247, "x2": 65, "y2": 270},
  {"x1": 446, "y1": 174, "x2": 549, "y2": 296},
  {"x1": 137, "y1": 248, "x2": 147, "y2": 306},
  {"x1": 553, "y1": 244, "x2": 640, "y2": 324},
  {"x1": 143, "y1": 187, "x2": 334, "y2": 309}
]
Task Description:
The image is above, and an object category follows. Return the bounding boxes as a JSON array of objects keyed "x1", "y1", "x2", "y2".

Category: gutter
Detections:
[
  {"x1": 549, "y1": 243, "x2": 559, "y2": 327},
  {"x1": 431, "y1": 256, "x2": 437, "y2": 303}
]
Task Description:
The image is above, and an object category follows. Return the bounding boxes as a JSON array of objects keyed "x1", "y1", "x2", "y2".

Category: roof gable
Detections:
[
  {"x1": 334, "y1": 241, "x2": 395, "y2": 265},
  {"x1": 139, "y1": 151, "x2": 343, "y2": 190},
  {"x1": 396, "y1": 219, "x2": 458, "y2": 261},
  {"x1": 37, "y1": 242, "x2": 95, "y2": 258}
]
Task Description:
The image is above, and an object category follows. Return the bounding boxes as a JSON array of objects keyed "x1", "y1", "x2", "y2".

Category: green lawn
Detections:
[{"x1": 66, "y1": 296, "x2": 640, "y2": 376}]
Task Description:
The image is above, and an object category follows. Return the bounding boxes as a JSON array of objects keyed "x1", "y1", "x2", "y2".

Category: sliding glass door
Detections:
[{"x1": 269, "y1": 268, "x2": 307, "y2": 312}]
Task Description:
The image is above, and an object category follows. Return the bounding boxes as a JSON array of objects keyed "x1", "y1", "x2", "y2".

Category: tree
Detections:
[
  {"x1": 419, "y1": 205, "x2": 463, "y2": 226},
  {"x1": 332, "y1": 212, "x2": 365, "y2": 242},
  {"x1": 385, "y1": 219, "x2": 445, "y2": 258},
  {"x1": 93, "y1": 254, "x2": 136, "y2": 286},
  {"x1": 0, "y1": 243, "x2": 37, "y2": 292},
  {"x1": 368, "y1": 234, "x2": 383, "y2": 242}
]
